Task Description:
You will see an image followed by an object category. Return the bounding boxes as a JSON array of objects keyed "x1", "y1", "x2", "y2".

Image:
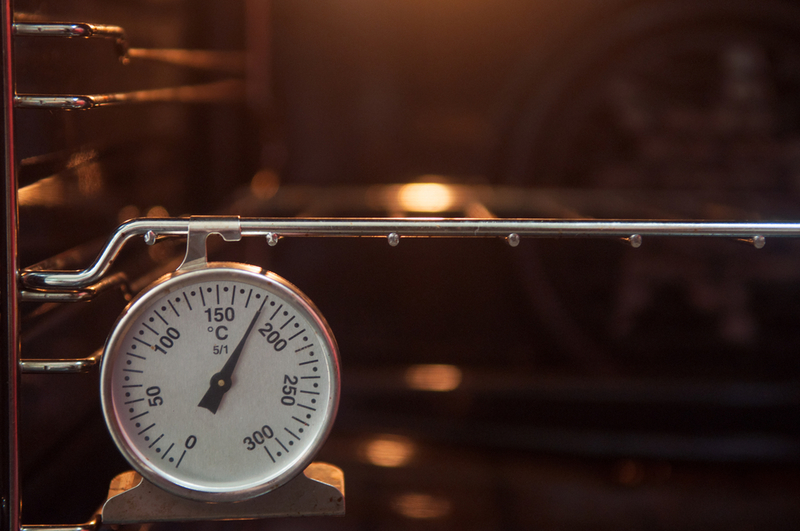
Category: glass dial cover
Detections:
[{"x1": 100, "y1": 263, "x2": 340, "y2": 502}]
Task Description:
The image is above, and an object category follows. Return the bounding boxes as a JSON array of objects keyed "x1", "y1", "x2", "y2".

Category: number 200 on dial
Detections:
[{"x1": 100, "y1": 263, "x2": 340, "y2": 502}]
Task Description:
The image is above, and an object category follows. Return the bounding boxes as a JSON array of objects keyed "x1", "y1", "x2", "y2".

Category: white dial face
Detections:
[{"x1": 100, "y1": 263, "x2": 339, "y2": 502}]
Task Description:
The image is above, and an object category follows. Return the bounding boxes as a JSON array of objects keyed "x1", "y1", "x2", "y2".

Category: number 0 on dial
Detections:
[{"x1": 100, "y1": 263, "x2": 340, "y2": 502}]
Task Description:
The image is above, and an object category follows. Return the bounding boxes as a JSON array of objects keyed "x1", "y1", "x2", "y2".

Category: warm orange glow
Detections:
[
  {"x1": 405, "y1": 364, "x2": 462, "y2": 392},
  {"x1": 72, "y1": 150, "x2": 103, "y2": 197},
  {"x1": 396, "y1": 182, "x2": 454, "y2": 212},
  {"x1": 392, "y1": 493, "x2": 451, "y2": 519},
  {"x1": 360, "y1": 434, "x2": 415, "y2": 468},
  {"x1": 250, "y1": 168, "x2": 280, "y2": 200},
  {"x1": 18, "y1": 176, "x2": 66, "y2": 207},
  {"x1": 146, "y1": 205, "x2": 169, "y2": 218},
  {"x1": 117, "y1": 205, "x2": 140, "y2": 224}
]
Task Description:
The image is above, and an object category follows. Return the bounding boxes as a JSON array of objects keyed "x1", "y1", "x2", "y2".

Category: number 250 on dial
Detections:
[{"x1": 100, "y1": 263, "x2": 340, "y2": 502}]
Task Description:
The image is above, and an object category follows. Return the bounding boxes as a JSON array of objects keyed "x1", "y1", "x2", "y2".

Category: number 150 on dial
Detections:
[{"x1": 100, "y1": 263, "x2": 340, "y2": 502}]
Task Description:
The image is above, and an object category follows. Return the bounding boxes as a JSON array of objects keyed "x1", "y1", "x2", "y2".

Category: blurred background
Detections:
[{"x1": 9, "y1": 0, "x2": 800, "y2": 529}]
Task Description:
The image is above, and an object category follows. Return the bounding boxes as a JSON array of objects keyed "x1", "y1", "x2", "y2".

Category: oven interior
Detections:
[{"x1": 7, "y1": 0, "x2": 800, "y2": 529}]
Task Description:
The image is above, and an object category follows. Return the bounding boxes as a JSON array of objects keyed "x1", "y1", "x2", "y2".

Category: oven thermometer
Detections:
[{"x1": 100, "y1": 261, "x2": 340, "y2": 502}]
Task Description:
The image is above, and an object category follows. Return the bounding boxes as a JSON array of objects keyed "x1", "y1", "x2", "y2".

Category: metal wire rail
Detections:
[{"x1": 20, "y1": 215, "x2": 800, "y2": 291}]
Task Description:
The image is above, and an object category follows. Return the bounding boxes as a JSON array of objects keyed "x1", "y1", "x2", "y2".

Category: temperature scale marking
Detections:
[
  {"x1": 264, "y1": 447, "x2": 275, "y2": 462},
  {"x1": 154, "y1": 311, "x2": 169, "y2": 325},
  {"x1": 161, "y1": 443, "x2": 175, "y2": 459},
  {"x1": 288, "y1": 329, "x2": 306, "y2": 341}
]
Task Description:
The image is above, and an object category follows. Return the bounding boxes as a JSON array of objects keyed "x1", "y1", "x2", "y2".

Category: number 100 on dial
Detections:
[{"x1": 100, "y1": 263, "x2": 340, "y2": 502}]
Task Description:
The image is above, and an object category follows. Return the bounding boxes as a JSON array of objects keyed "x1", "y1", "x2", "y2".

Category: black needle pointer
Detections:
[{"x1": 198, "y1": 298, "x2": 266, "y2": 414}]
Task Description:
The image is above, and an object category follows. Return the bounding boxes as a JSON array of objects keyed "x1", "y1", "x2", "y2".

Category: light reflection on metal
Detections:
[
  {"x1": 14, "y1": 79, "x2": 244, "y2": 110},
  {"x1": 13, "y1": 22, "x2": 128, "y2": 58},
  {"x1": 22, "y1": 217, "x2": 800, "y2": 291},
  {"x1": 18, "y1": 176, "x2": 67, "y2": 207},
  {"x1": 21, "y1": 271, "x2": 130, "y2": 303},
  {"x1": 405, "y1": 364, "x2": 462, "y2": 392},
  {"x1": 71, "y1": 150, "x2": 103, "y2": 197},
  {"x1": 391, "y1": 493, "x2": 451, "y2": 519},
  {"x1": 127, "y1": 48, "x2": 245, "y2": 73},
  {"x1": 396, "y1": 182, "x2": 455, "y2": 212},
  {"x1": 19, "y1": 518, "x2": 99, "y2": 531},
  {"x1": 145, "y1": 207, "x2": 172, "y2": 262},
  {"x1": 18, "y1": 150, "x2": 103, "y2": 206},
  {"x1": 20, "y1": 348, "x2": 102, "y2": 374},
  {"x1": 360, "y1": 434, "x2": 415, "y2": 468}
]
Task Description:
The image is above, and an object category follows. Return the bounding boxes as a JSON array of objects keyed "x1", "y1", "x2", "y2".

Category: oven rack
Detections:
[
  {"x1": 12, "y1": 18, "x2": 246, "y2": 110},
  {"x1": 14, "y1": 79, "x2": 245, "y2": 110},
  {"x1": 12, "y1": 22, "x2": 128, "y2": 56},
  {"x1": 21, "y1": 215, "x2": 800, "y2": 291},
  {"x1": 14, "y1": 214, "x2": 800, "y2": 377}
]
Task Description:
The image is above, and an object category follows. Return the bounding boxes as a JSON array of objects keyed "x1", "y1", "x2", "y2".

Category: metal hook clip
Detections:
[{"x1": 178, "y1": 216, "x2": 242, "y2": 270}]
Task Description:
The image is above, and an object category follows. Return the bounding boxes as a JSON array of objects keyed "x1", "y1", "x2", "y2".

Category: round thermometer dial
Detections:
[{"x1": 100, "y1": 263, "x2": 340, "y2": 502}]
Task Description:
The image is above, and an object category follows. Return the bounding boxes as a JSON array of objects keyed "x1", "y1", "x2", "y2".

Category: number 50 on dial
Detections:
[{"x1": 100, "y1": 262, "x2": 340, "y2": 502}]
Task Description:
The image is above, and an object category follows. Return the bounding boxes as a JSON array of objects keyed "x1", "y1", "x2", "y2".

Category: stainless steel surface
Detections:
[
  {"x1": 20, "y1": 519, "x2": 97, "y2": 531},
  {"x1": 13, "y1": 22, "x2": 245, "y2": 72},
  {"x1": 14, "y1": 79, "x2": 245, "y2": 110},
  {"x1": 624, "y1": 234, "x2": 643, "y2": 248},
  {"x1": 20, "y1": 272, "x2": 130, "y2": 302},
  {"x1": 178, "y1": 216, "x2": 242, "y2": 270},
  {"x1": 101, "y1": 463, "x2": 344, "y2": 523},
  {"x1": 12, "y1": 23, "x2": 127, "y2": 56},
  {"x1": 20, "y1": 216, "x2": 800, "y2": 291},
  {"x1": 19, "y1": 349, "x2": 101, "y2": 374}
]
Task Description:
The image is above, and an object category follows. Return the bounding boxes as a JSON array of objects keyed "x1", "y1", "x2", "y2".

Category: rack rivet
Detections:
[
  {"x1": 266, "y1": 232, "x2": 279, "y2": 247},
  {"x1": 388, "y1": 233, "x2": 400, "y2": 247},
  {"x1": 144, "y1": 230, "x2": 157, "y2": 246},
  {"x1": 753, "y1": 235, "x2": 766, "y2": 249},
  {"x1": 628, "y1": 234, "x2": 642, "y2": 248},
  {"x1": 507, "y1": 233, "x2": 520, "y2": 247}
]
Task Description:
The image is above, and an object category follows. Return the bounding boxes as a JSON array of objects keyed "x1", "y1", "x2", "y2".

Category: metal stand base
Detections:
[{"x1": 101, "y1": 462, "x2": 345, "y2": 524}]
